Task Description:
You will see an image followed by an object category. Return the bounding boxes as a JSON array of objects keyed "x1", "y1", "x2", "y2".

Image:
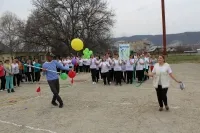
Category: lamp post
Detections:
[{"x1": 161, "y1": 0, "x2": 167, "y2": 55}]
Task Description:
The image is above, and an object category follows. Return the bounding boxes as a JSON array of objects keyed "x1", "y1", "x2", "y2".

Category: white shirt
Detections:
[
  {"x1": 121, "y1": 64, "x2": 126, "y2": 72},
  {"x1": 152, "y1": 64, "x2": 172, "y2": 85},
  {"x1": 11, "y1": 63, "x2": 19, "y2": 74},
  {"x1": 106, "y1": 58, "x2": 112, "y2": 70},
  {"x1": 125, "y1": 59, "x2": 134, "y2": 71},
  {"x1": 63, "y1": 59, "x2": 71, "y2": 65},
  {"x1": 79, "y1": 59, "x2": 83, "y2": 66},
  {"x1": 99, "y1": 62, "x2": 110, "y2": 73},
  {"x1": 28, "y1": 64, "x2": 32, "y2": 72},
  {"x1": 90, "y1": 58, "x2": 97, "y2": 69},
  {"x1": 83, "y1": 59, "x2": 87, "y2": 65},
  {"x1": 136, "y1": 58, "x2": 144, "y2": 70},
  {"x1": 113, "y1": 59, "x2": 122, "y2": 71},
  {"x1": 86, "y1": 59, "x2": 91, "y2": 66},
  {"x1": 144, "y1": 57, "x2": 149, "y2": 69},
  {"x1": 96, "y1": 60, "x2": 100, "y2": 70}
]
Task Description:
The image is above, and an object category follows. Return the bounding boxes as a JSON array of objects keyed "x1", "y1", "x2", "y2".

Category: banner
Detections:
[{"x1": 119, "y1": 44, "x2": 130, "y2": 61}]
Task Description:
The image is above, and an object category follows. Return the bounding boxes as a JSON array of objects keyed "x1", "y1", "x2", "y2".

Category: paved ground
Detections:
[{"x1": 0, "y1": 63, "x2": 200, "y2": 133}]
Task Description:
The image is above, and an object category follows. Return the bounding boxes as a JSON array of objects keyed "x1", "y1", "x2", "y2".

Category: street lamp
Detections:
[{"x1": 161, "y1": 0, "x2": 167, "y2": 55}]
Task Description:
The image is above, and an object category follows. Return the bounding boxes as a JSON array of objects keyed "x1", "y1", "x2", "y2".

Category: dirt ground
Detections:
[{"x1": 0, "y1": 63, "x2": 200, "y2": 133}]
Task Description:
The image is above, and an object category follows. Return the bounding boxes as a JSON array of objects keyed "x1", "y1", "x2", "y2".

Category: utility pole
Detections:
[{"x1": 161, "y1": 0, "x2": 167, "y2": 55}]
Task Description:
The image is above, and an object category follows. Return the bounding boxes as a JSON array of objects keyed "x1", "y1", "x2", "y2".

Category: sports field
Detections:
[{"x1": 0, "y1": 63, "x2": 200, "y2": 133}]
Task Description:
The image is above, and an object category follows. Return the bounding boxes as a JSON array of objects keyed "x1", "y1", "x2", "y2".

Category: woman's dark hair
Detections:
[
  {"x1": 4, "y1": 60, "x2": 9, "y2": 63},
  {"x1": 159, "y1": 55, "x2": 165, "y2": 62}
]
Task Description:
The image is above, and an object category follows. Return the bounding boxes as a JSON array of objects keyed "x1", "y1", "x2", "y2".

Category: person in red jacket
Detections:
[{"x1": 0, "y1": 61, "x2": 6, "y2": 91}]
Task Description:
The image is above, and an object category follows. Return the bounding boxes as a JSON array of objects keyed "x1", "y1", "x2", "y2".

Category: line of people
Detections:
[
  {"x1": 88, "y1": 52, "x2": 157, "y2": 86},
  {"x1": 0, "y1": 58, "x2": 42, "y2": 93}
]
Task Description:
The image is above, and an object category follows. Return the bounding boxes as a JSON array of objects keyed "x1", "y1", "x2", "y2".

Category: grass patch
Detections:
[{"x1": 166, "y1": 54, "x2": 200, "y2": 64}]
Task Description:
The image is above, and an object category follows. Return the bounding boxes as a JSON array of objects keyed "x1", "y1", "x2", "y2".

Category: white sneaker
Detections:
[
  {"x1": 92, "y1": 82, "x2": 95, "y2": 85},
  {"x1": 4, "y1": 89, "x2": 7, "y2": 91},
  {"x1": 94, "y1": 82, "x2": 96, "y2": 84},
  {"x1": 0, "y1": 90, "x2": 3, "y2": 92}
]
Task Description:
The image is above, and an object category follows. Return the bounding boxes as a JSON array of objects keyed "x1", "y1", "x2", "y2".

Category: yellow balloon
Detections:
[{"x1": 71, "y1": 38, "x2": 84, "y2": 51}]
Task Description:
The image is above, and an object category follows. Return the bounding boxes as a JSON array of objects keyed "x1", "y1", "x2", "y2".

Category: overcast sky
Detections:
[{"x1": 0, "y1": 0, "x2": 200, "y2": 37}]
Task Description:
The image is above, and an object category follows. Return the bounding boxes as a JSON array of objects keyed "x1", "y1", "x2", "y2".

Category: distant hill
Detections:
[{"x1": 113, "y1": 32, "x2": 200, "y2": 45}]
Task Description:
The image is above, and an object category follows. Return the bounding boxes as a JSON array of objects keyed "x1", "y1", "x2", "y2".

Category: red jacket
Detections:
[{"x1": 0, "y1": 65, "x2": 5, "y2": 77}]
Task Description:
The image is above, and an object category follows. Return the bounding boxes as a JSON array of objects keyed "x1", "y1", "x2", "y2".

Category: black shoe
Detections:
[
  {"x1": 159, "y1": 107, "x2": 163, "y2": 111},
  {"x1": 165, "y1": 106, "x2": 169, "y2": 111},
  {"x1": 11, "y1": 89, "x2": 15, "y2": 93},
  {"x1": 7, "y1": 89, "x2": 10, "y2": 93},
  {"x1": 59, "y1": 103, "x2": 64, "y2": 108},
  {"x1": 51, "y1": 102, "x2": 58, "y2": 106}
]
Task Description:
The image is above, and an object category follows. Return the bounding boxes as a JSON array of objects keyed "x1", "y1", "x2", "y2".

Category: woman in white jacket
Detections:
[
  {"x1": 145, "y1": 55, "x2": 181, "y2": 111},
  {"x1": 12, "y1": 59, "x2": 20, "y2": 87},
  {"x1": 99, "y1": 56, "x2": 110, "y2": 85},
  {"x1": 113, "y1": 54, "x2": 122, "y2": 86}
]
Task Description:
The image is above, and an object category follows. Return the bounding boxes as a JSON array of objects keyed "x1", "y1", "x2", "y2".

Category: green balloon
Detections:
[
  {"x1": 83, "y1": 50, "x2": 87, "y2": 55},
  {"x1": 85, "y1": 48, "x2": 89, "y2": 52},
  {"x1": 86, "y1": 55, "x2": 90, "y2": 59},
  {"x1": 89, "y1": 50, "x2": 93, "y2": 55},
  {"x1": 60, "y1": 73, "x2": 68, "y2": 80},
  {"x1": 83, "y1": 54, "x2": 87, "y2": 59}
]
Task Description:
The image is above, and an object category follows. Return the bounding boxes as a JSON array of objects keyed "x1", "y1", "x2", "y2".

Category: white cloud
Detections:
[{"x1": 0, "y1": 0, "x2": 200, "y2": 37}]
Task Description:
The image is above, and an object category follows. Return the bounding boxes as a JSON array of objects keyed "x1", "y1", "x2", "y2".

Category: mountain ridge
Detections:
[{"x1": 113, "y1": 32, "x2": 200, "y2": 45}]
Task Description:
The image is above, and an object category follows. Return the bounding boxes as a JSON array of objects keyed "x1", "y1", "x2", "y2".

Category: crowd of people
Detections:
[
  {"x1": 0, "y1": 52, "x2": 181, "y2": 111},
  {"x1": 0, "y1": 52, "x2": 157, "y2": 93},
  {"x1": 0, "y1": 58, "x2": 42, "y2": 93},
  {"x1": 55, "y1": 52, "x2": 158, "y2": 86}
]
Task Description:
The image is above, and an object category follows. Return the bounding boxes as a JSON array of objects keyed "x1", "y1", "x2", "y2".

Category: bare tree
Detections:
[
  {"x1": 0, "y1": 12, "x2": 24, "y2": 56},
  {"x1": 24, "y1": 0, "x2": 115, "y2": 55}
]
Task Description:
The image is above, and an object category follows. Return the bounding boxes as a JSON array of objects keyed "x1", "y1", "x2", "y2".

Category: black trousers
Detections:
[
  {"x1": 114, "y1": 71, "x2": 121, "y2": 85},
  {"x1": 96, "y1": 70, "x2": 100, "y2": 82},
  {"x1": 126, "y1": 71, "x2": 133, "y2": 84},
  {"x1": 156, "y1": 85, "x2": 168, "y2": 107},
  {"x1": 90, "y1": 69, "x2": 97, "y2": 82},
  {"x1": 85, "y1": 65, "x2": 90, "y2": 73},
  {"x1": 48, "y1": 79, "x2": 63, "y2": 105},
  {"x1": 19, "y1": 70, "x2": 23, "y2": 82},
  {"x1": 35, "y1": 72, "x2": 41, "y2": 82},
  {"x1": 121, "y1": 71, "x2": 126, "y2": 82},
  {"x1": 27, "y1": 72, "x2": 34, "y2": 82},
  {"x1": 83, "y1": 65, "x2": 86, "y2": 72},
  {"x1": 109, "y1": 69, "x2": 114, "y2": 81},
  {"x1": 136, "y1": 70, "x2": 144, "y2": 82},
  {"x1": 144, "y1": 67, "x2": 149, "y2": 80},
  {"x1": 102, "y1": 72, "x2": 110, "y2": 85},
  {"x1": 75, "y1": 65, "x2": 79, "y2": 73},
  {"x1": 13, "y1": 74, "x2": 20, "y2": 86},
  {"x1": 0, "y1": 76, "x2": 5, "y2": 90},
  {"x1": 99, "y1": 68, "x2": 102, "y2": 79},
  {"x1": 79, "y1": 66, "x2": 83, "y2": 72}
]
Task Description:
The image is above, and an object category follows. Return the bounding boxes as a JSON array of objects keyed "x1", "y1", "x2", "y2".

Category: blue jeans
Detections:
[{"x1": 5, "y1": 76, "x2": 13, "y2": 90}]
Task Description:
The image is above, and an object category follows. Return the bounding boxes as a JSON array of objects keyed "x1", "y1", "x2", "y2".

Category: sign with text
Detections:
[{"x1": 119, "y1": 44, "x2": 130, "y2": 61}]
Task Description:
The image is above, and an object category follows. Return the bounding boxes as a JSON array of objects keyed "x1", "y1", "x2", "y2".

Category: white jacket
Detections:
[{"x1": 153, "y1": 63, "x2": 171, "y2": 88}]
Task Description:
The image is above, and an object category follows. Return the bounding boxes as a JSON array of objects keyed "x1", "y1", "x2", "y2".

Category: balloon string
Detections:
[
  {"x1": 71, "y1": 78, "x2": 74, "y2": 84},
  {"x1": 24, "y1": 64, "x2": 60, "y2": 74}
]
